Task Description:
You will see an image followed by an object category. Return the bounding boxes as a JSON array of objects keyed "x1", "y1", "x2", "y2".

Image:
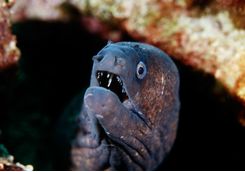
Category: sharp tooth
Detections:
[
  {"x1": 107, "y1": 74, "x2": 110, "y2": 78},
  {"x1": 122, "y1": 87, "x2": 126, "y2": 93},
  {"x1": 117, "y1": 76, "x2": 122, "y2": 85},
  {"x1": 108, "y1": 74, "x2": 114, "y2": 87}
]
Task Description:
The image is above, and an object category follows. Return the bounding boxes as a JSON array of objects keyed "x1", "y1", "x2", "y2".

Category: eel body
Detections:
[{"x1": 71, "y1": 42, "x2": 180, "y2": 170}]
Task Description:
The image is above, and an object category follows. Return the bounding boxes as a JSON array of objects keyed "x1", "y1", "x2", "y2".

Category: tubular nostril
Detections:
[{"x1": 92, "y1": 55, "x2": 103, "y2": 62}]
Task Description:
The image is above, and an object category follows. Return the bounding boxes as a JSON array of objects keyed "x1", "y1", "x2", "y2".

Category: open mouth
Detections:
[{"x1": 96, "y1": 71, "x2": 129, "y2": 102}]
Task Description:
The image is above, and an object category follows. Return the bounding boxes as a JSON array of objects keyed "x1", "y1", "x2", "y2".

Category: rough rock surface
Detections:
[
  {"x1": 10, "y1": 0, "x2": 67, "y2": 21},
  {"x1": 70, "y1": 0, "x2": 245, "y2": 106},
  {"x1": 0, "y1": 0, "x2": 19, "y2": 70},
  {"x1": 10, "y1": 0, "x2": 245, "y2": 123},
  {"x1": 10, "y1": 0, "x2": 245, "y2": 104},
  {"x1": 0, "y1": 156, "x2": 33, "y2": 171}
]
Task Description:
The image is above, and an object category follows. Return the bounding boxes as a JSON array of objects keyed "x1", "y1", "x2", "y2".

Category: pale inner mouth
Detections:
[{"x1": 96, "y1": 71, "x2": 129, "y2": 103}]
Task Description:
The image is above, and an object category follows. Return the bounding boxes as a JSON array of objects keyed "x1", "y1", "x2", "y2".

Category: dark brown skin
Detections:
[{"x1": 71, "y1": 42, "x2": 180, "y2": 170}]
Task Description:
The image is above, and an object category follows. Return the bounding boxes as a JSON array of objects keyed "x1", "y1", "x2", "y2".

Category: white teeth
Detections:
[
  {"x1": 117, "y1": 76, "x2": 120, "y2": 83},
  {"x1": 96, "y1": 71, "x2": 129, "y2": 102},
  {"x1": 97, "y1": 72, "x2": 100, "y2": 79},
  {"x1": 108, "y1": 74, "x2": 114, "y2": 87},
  {"x1": 117, "y1": 76, "x2": 122, "y2": 85}
]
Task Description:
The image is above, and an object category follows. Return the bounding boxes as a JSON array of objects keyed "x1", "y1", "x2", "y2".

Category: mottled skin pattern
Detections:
[{"x1": 71, "y1": 42, "x2": 180, "y2": 170}]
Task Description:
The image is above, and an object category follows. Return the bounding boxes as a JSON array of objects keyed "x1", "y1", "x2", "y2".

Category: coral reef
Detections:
[
  {"x1": 70, "y1": 0, "x2": 245, "y2": 107},
  {"x1": 0, "y1": 0, "x2": 19, "y2": 70},
  {"x1": 0, "y1": 144, "x2": 33, "y2": 171},
  {"x1": 0, "y1": 155, "x2": 33, "y2": 171},
  {"x1": 219, "y1": 0, "x2": 245, "y2": 29},
  {"x1": 9, "y1": 0, "x2": 245, "y2": 112},
  {"x1": 2, "y1": 7, "x2": 245, "y2": 170},
  {"x1": 10, "y1": 0, "x2": 67, "y2": 22}
]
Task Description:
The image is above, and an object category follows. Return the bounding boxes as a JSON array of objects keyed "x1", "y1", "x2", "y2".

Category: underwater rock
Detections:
[
  {"x1": 71, "y1": 42, "x2": 180, "y2": 170},
  {"x1": 217, "y1": 0, "x2": 245, "y2": 28},
  {"x1": 0, "y1": 0, "x2": 19, "y2": 70},
  {"x1": 0, "y1": 144, "x2": 33, "y2": 171},
  {"x1": 0, "y1": 155, "x2": 33, "y2": 171},
  {"x1": 10, "y1": 0, "x2": 245, "y2": 123},
  {"x1": 72, "y1": 0, "x2": 245, "y2": 105},
  {"x1": 10, "y1": 0, "x2": 67, "y2": 22}
]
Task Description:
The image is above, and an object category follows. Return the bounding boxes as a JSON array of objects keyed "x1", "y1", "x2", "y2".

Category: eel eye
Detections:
[{"x1": 136, "y1": 61, "x2": 147, "y2": 79}]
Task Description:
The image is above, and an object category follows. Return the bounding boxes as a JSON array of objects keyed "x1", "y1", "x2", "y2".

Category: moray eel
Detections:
[{"x1": 71, "y1": 42, "x2": 180, "y2": 170}]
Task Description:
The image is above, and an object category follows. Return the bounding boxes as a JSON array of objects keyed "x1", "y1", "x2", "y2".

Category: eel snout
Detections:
[{"x1": 84, "y1": 86, "x2": 123, "y2": 114}]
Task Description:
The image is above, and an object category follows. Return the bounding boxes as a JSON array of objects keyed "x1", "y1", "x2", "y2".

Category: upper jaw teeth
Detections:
[
  {"x1": 96, "y1": 71, "x2": 123, "y2": 88},
  {"x1": 96, "y1": 71, "x2": 129, "y2": 102},
  {"x1": 116, "y1": 76, "x2": 122, "y2": 85},
  {"x1": 108, "y1": 74, "x2": 113, "y2": 87}
]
